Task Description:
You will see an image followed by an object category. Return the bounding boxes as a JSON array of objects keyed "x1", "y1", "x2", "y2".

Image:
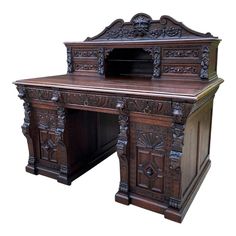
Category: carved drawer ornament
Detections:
[
  {"x1": 73, "y1": 49, "x2": 98, "y2": 58},
  {"x1": 162, "y1": 65, "x2": 198, "y2": 74},
  {"x1": 24, "y1": 87, "x2": 172, "y2": 116},
  {"x1": 163, "y1": 49, "x2": 200, "y2": 58}
]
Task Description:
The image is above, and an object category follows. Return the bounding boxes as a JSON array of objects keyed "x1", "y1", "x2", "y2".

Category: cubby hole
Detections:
[{"x1": 105, "y1": 48, "x2": 153, "y2": 78}]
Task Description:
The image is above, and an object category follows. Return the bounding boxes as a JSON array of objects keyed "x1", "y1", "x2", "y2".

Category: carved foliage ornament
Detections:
[
  {"x1": 200, "y1": 46, "x2": 210, "y2": 79},
  {"x1": 67, "y1": 47, "x2": 74, "y2": 73},
  {"x1": 163, "y1": 49, "x2": 200, "y2": 58},
  {"x1": 85, "y1": 13, "x2": 215, "y2": 41},
  {"x1": 116, "y1": 99, "x2": 129, "y2": 194},
  {"x1": 144, "y1": 47, "x2": 161, "y2": 79}
]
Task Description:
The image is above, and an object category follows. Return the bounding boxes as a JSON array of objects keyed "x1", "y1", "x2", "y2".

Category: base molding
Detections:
[
  {"x1": 25, "y1": 144, "x2": 117, "y2": 185},
  {"x1": 115, "y1": 191, "x2": 130, "y2": 205},
  {"x1": 25, "y1": 165, "x2": 38, "y2": 175}
]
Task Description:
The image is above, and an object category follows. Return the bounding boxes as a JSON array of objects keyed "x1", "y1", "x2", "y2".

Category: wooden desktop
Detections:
[{"x1": 14, "y1": 13, "x2": 223, "y2": 222}]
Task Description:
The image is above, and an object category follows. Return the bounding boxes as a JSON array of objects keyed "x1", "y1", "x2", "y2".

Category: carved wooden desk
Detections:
[{"x1": 14, "y1": 14, "x2": 223, "y2": 222}]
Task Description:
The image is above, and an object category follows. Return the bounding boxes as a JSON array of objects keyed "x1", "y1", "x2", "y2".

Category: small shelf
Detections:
[
  {"x1": 105, "y1": 48, "x2": 153, "y2": 78},
  {"x1": 107, "y1": 59, "x2": 153, "y2": 62}
]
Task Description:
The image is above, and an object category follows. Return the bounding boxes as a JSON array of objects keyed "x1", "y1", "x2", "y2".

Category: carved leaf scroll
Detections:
[{"x1": 85, "y1": 13, "x2": 216, "y2": 41}]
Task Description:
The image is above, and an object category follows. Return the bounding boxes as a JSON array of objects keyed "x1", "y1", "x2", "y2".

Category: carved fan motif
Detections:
[{"x1": 137, "y1": 131, "x2": 164, "y2": 150}]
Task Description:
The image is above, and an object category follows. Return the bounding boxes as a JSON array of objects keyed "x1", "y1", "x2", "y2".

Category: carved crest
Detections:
[{"x1": 85, "y1": 13, "x2": 215, "y2": 41}]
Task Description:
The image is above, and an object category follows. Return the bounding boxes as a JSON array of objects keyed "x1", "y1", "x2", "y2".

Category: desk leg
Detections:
[
  {"x1": 17, "y1": 86, "x2": 38, "y2": 175},
  {"x1": 22, "y1": 101, "x2": 38, "y2": 175},
  {"x1": 55, "y1": 107, "x2": 70, "y2": 185},
  {"x1": 115, "y1": 100, "x2": 130, "y2": 205}
]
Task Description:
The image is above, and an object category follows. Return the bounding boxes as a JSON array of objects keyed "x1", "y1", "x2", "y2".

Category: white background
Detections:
[{"x1": 0, "y1": 0, "x2": 235, "y2": 235}]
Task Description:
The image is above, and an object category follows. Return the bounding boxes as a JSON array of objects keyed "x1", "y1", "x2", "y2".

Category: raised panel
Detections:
[
  {"x1": 39, "y1": 130, "x2": 58, "y2": 163},
  {"x1": 136, "y1": 148, "x2": 164, "y2": 193},
  {"x1": 137, "y1": 149, "x2": 150, "y2": 189},
  {"x1": 150, "y1": 152, "x2": 164, "y2": 193},
  {"x1": 199, "y1": 107, "x2": 211, "y2": 167}
]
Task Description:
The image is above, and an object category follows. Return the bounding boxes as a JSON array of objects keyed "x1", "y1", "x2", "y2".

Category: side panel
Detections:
[{"x1": 181, "y1": 99, "x2": 213, "y2": 198}]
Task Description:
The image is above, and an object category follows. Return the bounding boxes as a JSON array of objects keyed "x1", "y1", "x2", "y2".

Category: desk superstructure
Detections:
[{"x1": 14, "y1": 14, "x2": 223, "y2": 222}]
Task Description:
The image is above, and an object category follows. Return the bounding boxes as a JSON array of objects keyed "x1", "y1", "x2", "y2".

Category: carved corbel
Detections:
[
  {"x1": 98, "y1": 48, "x2": 105, "y2": 75},
  {"x1": 116, "y1": 99, "x2": 130, "y2": 203},
  {"x1": 17, "y1": 85, "x2": 37, "y2": 174},
  {"x1": 98, "y1": 48, "x2": 114, "y2": 76},
  {"x1": 67, "y1": 47, "x2": 74, "y2": 73},
  {"x1": 200, "y1": 46, "x2": 209, "y2": 79},
  {"x1": 51, "y1": 89, "x2": 61, "y2": 103}
]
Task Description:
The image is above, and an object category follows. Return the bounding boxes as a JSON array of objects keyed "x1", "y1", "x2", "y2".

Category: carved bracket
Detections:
[
  {"x1": 97, "y1": 48, "x2": 114, "y2": 75},
  {"x1": 54, "y1": 106, "x2": 69, "y2": 184},
  {"x1": 67, "y1": 47, "x2": 74, "y2": 73},
  {"x1": 144, "y1": 47, "x2": 161, "y2": 79},
  {"x1": 17, "y1": 85, "x2": 37, "y2": 173},
  {"x1": 200, "y1": 46, "x2": 210, "y2": 79}
]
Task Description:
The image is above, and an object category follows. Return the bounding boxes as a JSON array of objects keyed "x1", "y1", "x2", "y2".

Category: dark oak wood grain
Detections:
[{"x1": 14, "y1": 13, "x2": 223, "y2": 223}]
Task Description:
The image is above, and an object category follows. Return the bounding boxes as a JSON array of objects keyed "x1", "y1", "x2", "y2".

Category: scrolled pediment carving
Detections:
[{"x1": 85, "y1": 13, "x2": 216, "y2": 41}]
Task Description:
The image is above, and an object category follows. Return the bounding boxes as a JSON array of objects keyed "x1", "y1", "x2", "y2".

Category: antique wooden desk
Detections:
[{"x1": 14, "y1": 14, "x2": 223, "y2": 222}]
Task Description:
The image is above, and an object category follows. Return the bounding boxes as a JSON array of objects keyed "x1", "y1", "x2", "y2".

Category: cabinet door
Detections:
[
  {"x1": 130, "y1": 121, "x2": 171, "y2": 201},
  {"x1": 136, "y1": 148, "x2": 164, "y2": 193},
  {"x1": 40, "y1": 130, "x2": 58, "y2": 163}
]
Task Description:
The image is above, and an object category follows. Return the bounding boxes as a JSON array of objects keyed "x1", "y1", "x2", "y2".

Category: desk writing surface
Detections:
[{"x1": 14, "y1": 75, "x2": 223, "y2": 101}]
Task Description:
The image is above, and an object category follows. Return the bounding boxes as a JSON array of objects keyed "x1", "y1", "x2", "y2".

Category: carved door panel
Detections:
[
  {"x1": 39, "y1": 130, "x2": 58, "y2": 163},
  {"x1": 137, "y1": 149, "x2": 164, "y2": 193},
  {"x1": 34, "y1": 108, "x2": 60, "y2": 170},
  {"x1": 130, "y1": 121, "x2": 171, "y2": 201}
]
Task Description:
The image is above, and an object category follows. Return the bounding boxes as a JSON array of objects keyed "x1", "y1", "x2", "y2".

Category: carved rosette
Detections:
[
  {"x1": 200, "y1": 46, "x2": 209, "y2": 79},
  {"x1": 67, "y1": 47, "x2": 74, "y2": 73},
  {"x1": 144, "y1": 47, "x2": 161, "y2": 79},
  {"x1": 116, "y1": 99, "x2": 130, "y2": 195},
  {"x1": 17, "y1": 85, "x2": 37, "y2": 173}
]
